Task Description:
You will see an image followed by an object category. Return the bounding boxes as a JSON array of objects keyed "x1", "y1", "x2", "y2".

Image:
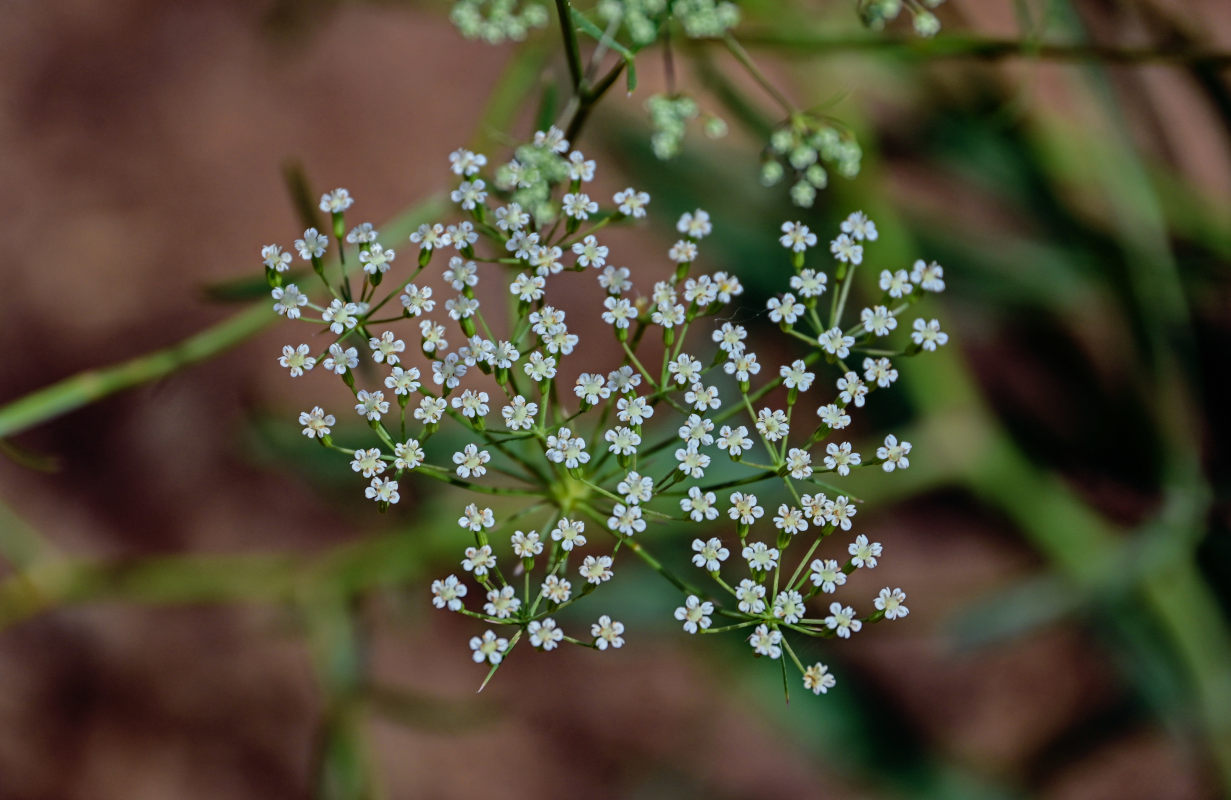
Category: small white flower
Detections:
[
  {"x1": 542, "y1": 575, "x2": 572, "y2": 604},
  {"x1": 319, "y1": 188, "x2": 354, "y2": 213},
  {"x1": 849, "y1": 534, "x2": 882, "y2": 568},
  {"x1": 562, "y1": 192, "x2": 598, "y2": 220},
  {"x1": 323, "y1": 299, "x2": 361, "y2": 334},
  {"x1": 414, "y1": 396, "x2": 447, "y2": 425},
  {"x1": 876, "y1": 434, "x2": 912, "y2": 472},
  {"x1": 818, "y1": 327, "x2": 854, "y2": 359},
  {"x1": 598, "y1": 265, "x2": 632, "y2": 294},
  {"x1": 910, "y1": 259, "x2": 946, "y2": 292},
  {"x1": 613, "y1": 187, "x2": 650, "y2": 217},
  {"x1": 364, "y1": 475, "x2": 399, "y2": 506},
  {"x1": 686, "y1": 383, "x2": 722, "y2": 412},
  {"x1": 592, "y1": 615, "x2": 625, "y2": 650},
  {"x1": 278, "y1": 344, "x2": 316, "y2": 377},
  {"x1": 779, "y1": 359, "x2": 814, "y2": 391},
  {"x1": 511, "y1": 530, "x2": 544, "y2": 558},
  {"x1": 879, "y1": 268, "x2": 913, "y2": 299},
  {"x1": 773, "y1": 504, "x2": 808, "y2": 535},
  {"x1": 690, "y1": 537, "x2": 729, "y2": 571},
  {"x1": 824, "y1": 602, "x2": 862, "y2": 638},
  {"x1": 717, "y1": 425, "x2": 751, "y2": 458},
  {"x1": 803, "y1": 663, "x2": 836, "y2": 695},
  {"x1": 349, "y1": 447, "x2": 385, "y2": 478},
  {"x1": 790, "y1": 269, "x2": 828, "y2": 298},
  {"x1": 767, "y1": 293, "x2": 802, "y2": 325},
  {"x1": 837, "y1": 372, "x2": 869, "y2": 407},
  {"x1": 860, "y1": 305, "x2": 897, "y2": 337},
  {"x1": 449, "y1": 148, "x2": 487, "y2": 177},
  {"x1": 461, "y1": 544, "x2": 496, "y2": 576},
  {"x1": 457, "y1": 503, "x2": 495, "y2": 533},
  {"x1": 294, "y1": 228, "x2": 329, "y2": 260},
  {"x1": 394, "y1": 439, "x2": 424, "y2": 471},
  {"x1": 875, "y1": 587, "x2": 909, "y2": 620},
  {"x1": 785, "y1": 448, "x2": 813, "y2": 479},
  {"x1": 470, "y1": 630, "x2": 508, "y2": 665},
  {"x1": 863, "y1": 356, "x2": 898, "y2": 388},
  {"x1": 741, "y1": 541, "x2": 779, "y2": 572},
  {"x1": 346, "y1": 223, "x2": 377, "y2": 244},
  {"x1": 354, "y1": 389, "x2": 389, "y2": 421},
  {"x1": 299, "y1": 406, "x2": 335, "y2": 439},
  {"x1": 674, "y1": 445, "x2": 711, "y2": 479},
  {"x1": 748, "y1": 624, "x2": 783, "y2": 658},
  {"x1": 618, "y1": 471, "x2": 654, "y2": 505},
  {"x1": 840, "y1": 211, "x2": 878, "y2": 242},
  {"x1": 451, "y1": 179, "x2": 487, "y2": 210},
  {"x1": 728, "y1": 492, "x2": 764, "y2": 526},
  {"x1": 368, "y1": 331, "x2": 406, "y2": 365},
  {"x1": 501, "y1": 395, "x2": 538, "y2": 431},
  {"x1": 572, "y1": 234, "x2": 608, "y2": 268},
  {"x1": 271, "y1": 284, "x2": 308, "y2": 319},
  {"x1": 668, "y1": 240, "x2": 698, "y2": 264},
  {"x1": 604, "y1": 426, "x2": 642, "y2": 457},
  {"x1": 452, "y1": 443, "x2": 491, "y2": 479},
  {"x1": 911, "y1": 318, "x2": 949, "y2": 351},
  {"x1": 829, "y1": 233, "x2": 863, "y2": 264},
  {"x1": 673, "y1": 595, "x2": 714, "y2": 634},
  {"x1": 809, "y1": 559, "x2": 847, "y2": 593},
  {"x1": 779, "y1": 220, "x2": 817, "y2": 253},
  {"x1": 681, "y1": 487, "x2": 719, "y2": 522},
  {"x1": 677, "y1": 209, "x2": 712, "y2": 239},
  {"x1": 359, "y1": 242, "x2": 395, "y2": 275},
  {"x1": 755, "y1": 408, "x2": 790, "y2": 442},
  {"x1": 735, "y1": 579, "x2": 766, "y2": 614},
  {"x1": 385, "y1": 366, "x2": 421, "y2": 396},
  {"x1": 607, "y1": 503, "x2": 645, "y2": 536},
  {"x1": 322, "y1": 343, "x2": 357, "y2": 375},
  {"x1": 430, "y1": 574, "x2": 467, "y2": 611},
  {"x1": 823, "y1": 442, "x2": 860, "y2": 476},
  {"x1": 580, "y1": 554, "x2": 614, "y2": 585},
  {"x1": 528, "y1": 618, "x2": 564, "y2": 650},
  {"x1": 401, "y1": 284, "x2": 436, "y2": 316},
  {"x1": 551, "y1": 518, "x2": 587, "y2": 551}
]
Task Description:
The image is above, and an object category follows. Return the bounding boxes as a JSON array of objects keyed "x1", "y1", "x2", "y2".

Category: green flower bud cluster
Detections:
[
  {"x1": 760, "y1": 114, "x2": 862, "y2": 208},
  {"x1": 451, "y1": 0, "x2": 550, "y2": 44},
  {"x1": 647, "y1": 93, "x2": 699, "y2": 160}
]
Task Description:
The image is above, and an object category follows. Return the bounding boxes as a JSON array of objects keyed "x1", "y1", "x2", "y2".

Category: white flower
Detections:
[
  {"x1": 501, "y1": 395, "x2": 538, "y2": 431},
  {"x1": 602, "y1": 296, "x2": 637, "y2": 329},
  {"x1": 773, "y1": 504, "x2": 808, "y2": 535},
  {"x1": 863, "y1": 356, "x2": 898, "y2": 388},
  {"x1": 278, "y1": 344, "x2": 316, "y2": 377},
  {"x1": 673, "y1": 595, "x2": 714, "y2": 634},
  {"x1": 860, "y1": 305, "x2": 897, "y2": 337},
  {"x1": 875, "y1": 587, "x2": 909, "y2": 620},
  {"x1": 449, "y1": 148, "x2": 487, "y2": 177},
  {"x1": 401, "y1": 284, "x2": 436, "y2": 316},
  {"x1": 779, "y1": 220, "x2": 817, "y2": 252},
  {"x1": 826, "y1": 496, "x2": 857, "y2": 530},
  {"x1": 607, "y1": 503, "x2": 646, "y2": 535},
  {"x1": 877, "y1": 434, "x2": 912, "y2": 471},
  {"x1": 319, "y1": 187, "x2": 354, "y2": 213},
  {"x1": 470, "y1": 630, "x2": 508, "y2": 665},
  {"x1": 462, "y1": 544, "x2": 496, "y2": 576},
  {"x1": 712, "y1": 322, "x2": 747, "y2": 354},
  {"x1": 816, "y1": 403, "x2": 851, "y2": 430},
  {"x1": 365, "y1": 476, "x2": 400, "y2": 504},
  {"x1": 368, "y1": 331, "x2": 405, "y2": 365},
  {"x1": 452, "y1": 443, "x2": 490, "y2": 479},
  {"x1": 767, "y1": 293, "x2": 802, "y2": 325},
  {"x1": 910, "y1": 259, "x2": 946, "y2": 292},
  {"x1": 755, "y1": 408, "x2": 789, "y2": 442},
  {"x1": 580, "y1": 554, "x2": 614, "y2": 585},
  {"x1": 823, "y1": 442, "x2": 860, "y2": 476},
  {"x1": 511, "y1": 272, "x2": 546, "y2": 302},
  {"x1": 271, "y1": 284, "x2": 308, "y2": 319},
  {"x1": 598, "y1": 265, "x2": 632, "y2": 294},
  {"x1": 359, "y1": 242, "x2": 395, "y2": 275},
  {"x1": 592, "y1": 615, "x2": 625, "y2": 650},
  {"x1": 724, "y1": 351, "x2": 761, "y2": 383},
  {"x1": 542, "y1": 575, "x2": 572, "y2": 604},
  {"x1": 528, "y1": 618, "x2": 564, "y2": 650},
  {"x1": 809, "y1": 559, "x2": 847, "y2": 593},
  {"x1": 652, "y1": 302, "x2": 686, "y2": 328},
  {"x1": 322, "y1": 343, "x2": 357, "y2": 375},
  {"x1": 728, "y1": 492, "x2": 764, "y2": 526},
  {"x1": 837, "y1": 372, "x2": 869, "y2": 407},
  {"x1": 911, "y1": 318, "x2": 949, "y2": 351},
  {"x1": 678, "y1": 414, "x2": 714, "y2": 446},
  {"x1": 562, "y1": 192, "x2": 598, "y2": 220},
  {"x1": 385, "y1": 366, "x2": 421, "y2": 396},
  {"x1": 779, "y1": 359, "x2": 814, "y2": 391},
  {"x1": 346, "y1": 223, "x2": 377, "y2": 244},
  {"x1": 299, "y1": 406, "x2": 335, "y2": 439},
  {"x1": 567, "y1": 150, "x2": 596, "y2": 181},
  {"x1": 879, "y1": 268, "x2": 913, "y2": 299},
  {"x1": 457, "y1": 503, "x2": 495, "y2": 532},
  {"x1": 613, "y1": 187, "x2": 650, "y2": 217},
  {"x1": 790, "y1": 269, "x2": 828, "y2": 298},
  {"x1": 545, "y1": 427, "x2": 590, "y2": 469},
  {"x1": 294, "y1": 228, "x2": 329, "y2": 259},
  {"x1": 409, "y1": 222, "x2": 451, "y2": 251},
  {"x1": 690, "y1": 537, "x2": 729, "y2": 571},
  {"x1": 748, "y1": 624, "x2": 783, "y2": 658},
  {"x1": 677, "y1": 209, "x2": 712, "y2": 239},
  {"x1": 349, "y1": 447, "x2": 385, "y2": 478},
  {"x1": 667, "y1": 354, "x2": 703, "y2": 385},
  {"x1": 322, "y1": 299, "x2": 360, "y2": 334},
  {"x1": 849, "y1": 534, "x2": 882, "y2": 568},
  {"x1": 354, "y1": 389, "x2": 389, "y2": 421},
  {"x1": 618, "y1": 471, "x2": 654, "y2": 505},
  {"x1": 551, "y1": 518, "x2": 587, "y2": 551},
  {"x1": 430, "y1": 574, "x2": 467, "y2": 611},
  {"x1": 451, "y1": 179, "x2": 487, "y2": 210},
  {"x1": 735, "y1": 579, "x2": 766, "y2": 614},
  {"x1": 686, "y1": 383, "x2": 722, "y2": 412},
  {"x1": 511, "y1": 530, "x2": 544, "y2": 558},
  {"x1": 681, "y1": 487, "x2": 719, "y2": 522},
  {"x1": 818, "y1": 327, "x2": 854, "y2": 359},
  {"x1": 803, "y1": 663, "x2": 836, "y2": 695},
  {"x1": 523, "y1": 352, "x2": 557, "y2": 381},
  {"x1": 741, "y1": 541, "x2": 779, "y2": 572},
  {"x1": 414, "y1": 396, "x2": 447, "y2": 424},
  {"x1": 572, "y1": 234, "x2": 608, "y2": 268},
  {"x1": 674, "y1": 445, "x2": 711, "y2": 479},
  {"x1": 604, "y1": 426, "x2": 642, "y2": 457},
  {"x1": 575, "y1": 373, "x2": 612, "y2": 405},
  {"x1": 773, "y1": 590, "x2": 806, "y2": 624},
  {"x1": 829, "y1": 233, "x2": 863, "y2": 264},
  {"x1": 785, "y1": 448, "x2": 813, "y2": 479},
  {"x1": 394, "y1": 439, "x2": 424, "y2": 470},
  {"x1": 840, "y1": 211, "x2": 878, "y2": 241},
  {"x1": 480, "y1": 583, "x2": 519, "y2": 620},
  {"x1": 534, "y1": 126, "x2": 569, "y2": 153},
  {"x1": 668, "y1": 240, "x2": 698, "y2": 264},
  {"x1": 617, "y1": 395, "x2": 654, "y2": 425},
  {"x1": 717, "y1": 425, "x2": 751, "y2": 458},
  {"x1": 824, "y1": 602, "x2": 862, "y2": 638}
]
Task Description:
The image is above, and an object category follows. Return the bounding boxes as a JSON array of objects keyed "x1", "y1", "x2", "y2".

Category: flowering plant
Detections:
[{"x1": 264, "y1": 126, "x2": 948, "y2": 696}]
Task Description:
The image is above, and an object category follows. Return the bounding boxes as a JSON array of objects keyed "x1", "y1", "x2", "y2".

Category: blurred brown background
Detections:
[{"x1": 2, "y1": 0, "x2": 1230, "y2": 798}]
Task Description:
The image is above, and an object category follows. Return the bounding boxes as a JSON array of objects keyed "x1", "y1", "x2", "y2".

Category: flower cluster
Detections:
[
  {"x1": 451, "y1": 0, "x2": 550, "y2": 44},
  {"x1": 857, "y1": 0, "x2": 947, "y2": 37},
  {"x1": 761, "y1": 113, "x2": 863, "y2": 208},
  {"x1": 263, "y1": 128, "x2": 947, "y2": 696}
]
